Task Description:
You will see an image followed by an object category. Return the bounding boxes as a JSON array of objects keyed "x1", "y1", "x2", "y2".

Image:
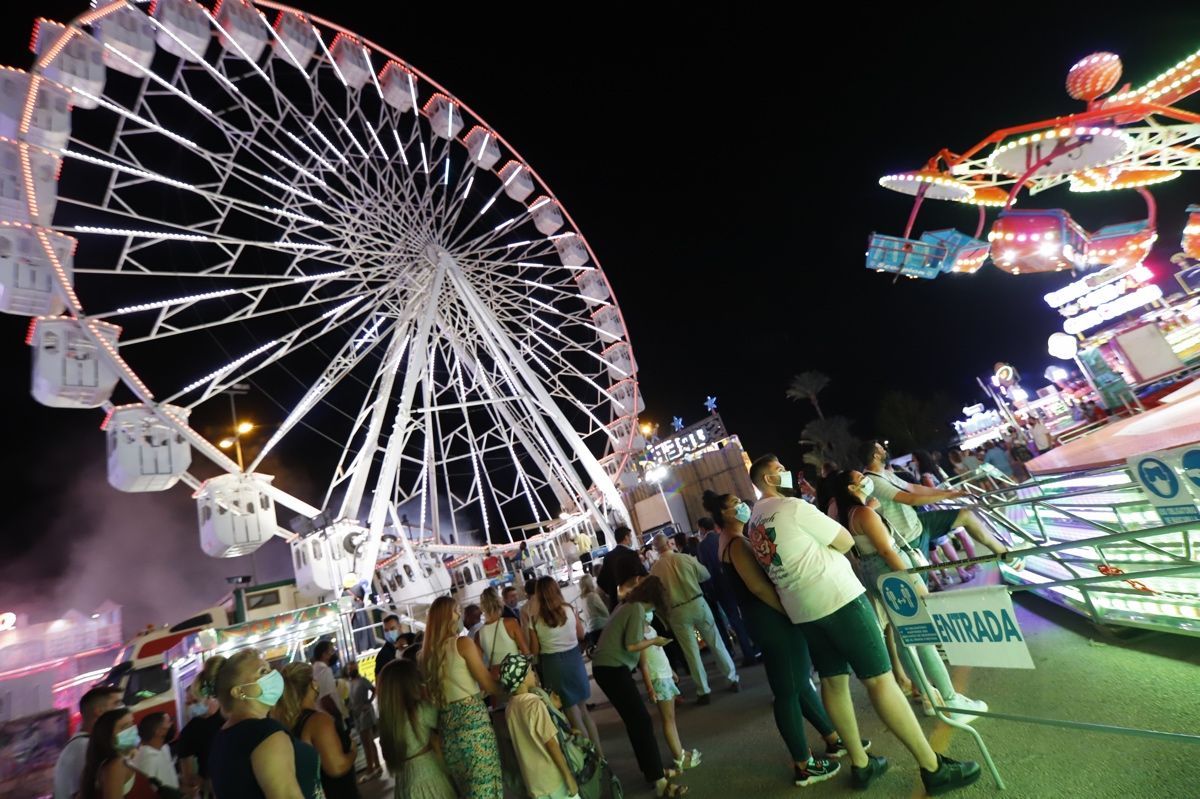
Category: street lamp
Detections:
[{"x1": 218, "y1": 384, "x2": 254, "y2": 470}]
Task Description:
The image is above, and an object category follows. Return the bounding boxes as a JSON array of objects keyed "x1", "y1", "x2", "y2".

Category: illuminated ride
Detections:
[
  {"x1": 865, "y1": 48, "x2": 1200, "y2": 281},
  {"x1": 871, "y1": 46, "x2": 1200, "y2": 636},
  {"x1": 0, "y1": 1, "x2": 643, "y2": 609}
]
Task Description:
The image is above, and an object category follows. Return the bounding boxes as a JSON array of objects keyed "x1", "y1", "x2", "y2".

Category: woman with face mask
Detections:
[
  {"x1": 590, "y1": 576, "x2": 689, "y2": 797},
  {"x1": 702, "y1": 490, "x2": 845, "y2": 788},
  {"x1": 207, "y1": 649, "x2": 322, "y2": 799},
  {"x1": 177, "y1": 663, "x2": 225, "y2": 798},
  {"x1": 81, "y1": 707, "x2": 144, "y2": 799},
  {"x1": 830, "y1": 472, "x2": 988, "y2": 722}
]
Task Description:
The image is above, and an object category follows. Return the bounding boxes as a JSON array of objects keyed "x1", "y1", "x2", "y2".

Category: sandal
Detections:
[
  {"x1": 673, "y1": 749, "x2": 702, "y2": 770},
  {"x1": 655, "y1": 780, "x2": 689, "y2": 797}
]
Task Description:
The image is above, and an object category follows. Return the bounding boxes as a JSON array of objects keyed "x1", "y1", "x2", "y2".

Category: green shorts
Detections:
[
  {"x1": 799, "y1": 594, "x2": 892, "y2": 680},
  {"x1": 916, "y1": 508, "x2": 961, "y2": 545}
]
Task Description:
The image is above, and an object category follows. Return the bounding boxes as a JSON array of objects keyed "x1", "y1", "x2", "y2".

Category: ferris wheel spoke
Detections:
[
  {"x1": 124, "y1": 276, "x2": 382, "y2": 349},
  {"x1": 87, "y1": 266, "x2": 365, "y2": 321},
  {"x1": 166, "y1": 289, "x2": 377, "y2": 407},
  {"x1": 247, "y1": 311, "x2": 397, "y2": 471}
]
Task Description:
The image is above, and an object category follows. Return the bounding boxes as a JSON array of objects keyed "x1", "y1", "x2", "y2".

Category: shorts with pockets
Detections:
[{"x1": 799, "y1": 594, "x2": 892, "y2": 680}]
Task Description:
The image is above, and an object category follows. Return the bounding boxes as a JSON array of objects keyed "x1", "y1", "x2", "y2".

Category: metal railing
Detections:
[{"x1": 891, "y1": 468, "x2": 1200, "y2": 789}]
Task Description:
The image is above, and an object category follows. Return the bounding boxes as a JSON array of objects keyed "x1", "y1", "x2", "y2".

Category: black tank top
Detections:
[{"x1": 719, "y1": 536, "x2": 765, "y2": 612}]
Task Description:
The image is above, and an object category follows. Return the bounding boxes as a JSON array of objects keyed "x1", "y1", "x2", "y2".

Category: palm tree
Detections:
[
  {"x1": 801, "y1": 416, "x2": 858, "y2": 469},
  {"x1": 786, "y1": 371, "x2": 830, "y2": 419}
]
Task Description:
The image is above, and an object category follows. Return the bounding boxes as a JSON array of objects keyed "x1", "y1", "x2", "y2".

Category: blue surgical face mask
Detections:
[
  {"x1": 383, "y1": 629, "x2": 400, "y2": 644},
  {"x1": 115, "y1": 726, "x2": 141, "y2": 751},
  {"x1": 857, "y1": 479, "x2": 875, "y2": 498},
  {"x1": 644, "y1": 610, "x2": 654, "y2": 623},
  {"x1": 773, "y1": 471, "x2": 794, "y2": 490},
  {"x1": 251, "y1": 670, "x2": 285, "y2": 708},
  {"x1": 733, "y1": 502, "x2": 751, "y2": 523},
  {"x1": 187, "y1": 701, "x2": 208, "y2": 720}
]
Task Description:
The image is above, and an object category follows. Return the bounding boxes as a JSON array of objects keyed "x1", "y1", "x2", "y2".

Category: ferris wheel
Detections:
[{"x1": 5, "y1": 0, "x2": 644, "y2": 589}]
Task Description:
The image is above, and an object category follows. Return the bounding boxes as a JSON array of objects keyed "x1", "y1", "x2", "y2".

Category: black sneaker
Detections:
[
  {"x1": 826, "y1": 737, "x2": 871, "y2": 759},
  {"x1": 794, "y1": 758, "x2": 840, "y2": 787},
  {"x1": 921, "y1": 754, "x2": 982, "y2": 796},
  {"x1": 850, "y1": 755, "x2": 888, "y2": 790},
  {"x1": 696, "y1": 693, "x2": 712, "y2": 706},
  {"x1": 727, "y1": 679, "x2": 742, "y2": 693}
]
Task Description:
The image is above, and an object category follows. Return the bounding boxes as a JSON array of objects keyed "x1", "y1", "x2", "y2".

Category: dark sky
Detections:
[{"x1": 1, "y1": 1, "x2": 1197, "y2": 630}]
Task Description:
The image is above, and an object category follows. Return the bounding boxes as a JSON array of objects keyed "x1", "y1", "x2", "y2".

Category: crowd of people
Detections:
[{"x1": 50, "y1": 436, "x2": 1029, "y2": 799}]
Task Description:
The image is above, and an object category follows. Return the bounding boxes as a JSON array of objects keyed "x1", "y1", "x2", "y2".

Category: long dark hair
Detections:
[
  {"x1": 81, "y1": 707, "x2": 132, "y2": 799},
  {"x1": 624, "y1": 575, "x2": 668, "y2": 619},
  {"x1": 829, "y1": 471, "x2": 867, "y2": 532},
  {"x1": 378, "y1": 659, "x2": 424, "y2": 775}
]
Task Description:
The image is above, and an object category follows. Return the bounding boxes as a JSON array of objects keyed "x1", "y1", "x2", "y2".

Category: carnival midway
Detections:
[{"x1": 0, "y1": 3, "x2": 1197, "y2": 799}]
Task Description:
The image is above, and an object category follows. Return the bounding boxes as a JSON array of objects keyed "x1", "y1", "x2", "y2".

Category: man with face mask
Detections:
[
  {"x1": 859, "y1": 440, "x2": 1021, "y2": 571},
  {"x1": 311, "y1": 640, "x2": 348, "y2": 721},
  {"x1": 375, "y1": 614, "x2": 403, "y2": 673},
  {"x1": 748, "y1": 454, "x2": 981, "y2": 794}
]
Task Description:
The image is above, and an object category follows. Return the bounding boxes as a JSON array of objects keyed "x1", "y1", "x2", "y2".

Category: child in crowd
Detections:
[
  {"x1": 638, "y1": 612, "x2": 701, "y2": 772},
  {"x1": 346, "y1": 663, "x2": 383, "y2": 781},
  {"x1": 500, "y1": 654, "x2": 580, "y2": 799},
  {"x1": 377, "y1": 659, "x2": 456, "y2": 799}
]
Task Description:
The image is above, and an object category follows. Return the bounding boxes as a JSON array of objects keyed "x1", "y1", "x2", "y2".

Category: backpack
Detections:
[{"x1": 530, "y1": 688, "x2": 622, "y2": 799}]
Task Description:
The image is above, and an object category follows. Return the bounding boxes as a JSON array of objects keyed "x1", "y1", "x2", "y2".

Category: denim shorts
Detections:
[{"x1": 799, "y1": 594, "x2": 892, "y2": 680}]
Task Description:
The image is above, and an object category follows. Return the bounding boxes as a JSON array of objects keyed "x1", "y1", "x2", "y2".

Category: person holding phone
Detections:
[{"x1": 590, "y1": 576, "x2": 689, "y2": 797}]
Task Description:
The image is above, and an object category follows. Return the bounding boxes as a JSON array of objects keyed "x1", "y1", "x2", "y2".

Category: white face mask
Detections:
[
  {"x1": 856, "y1": 478, "x2": 874, "y2": 498},
  {"x1": 771, "y1": 471, "x2": 794, "y2": 490}
]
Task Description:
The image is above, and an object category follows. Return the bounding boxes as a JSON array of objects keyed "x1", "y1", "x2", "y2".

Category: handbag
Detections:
[{"x1": 531, "y1": 688, "x2": 599, "y2": 784}]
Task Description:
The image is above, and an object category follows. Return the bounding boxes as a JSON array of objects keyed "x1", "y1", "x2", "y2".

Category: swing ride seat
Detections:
[
  {"x1": 865, "y1": 232, "x2": 945, "y2": 279},
  {"x1": 919, "y1": 229, "x2": 992, "y2": 274}
]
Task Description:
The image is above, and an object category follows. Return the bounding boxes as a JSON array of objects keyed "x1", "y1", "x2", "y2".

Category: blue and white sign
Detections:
[
  {"x1": 877, "y1": 573, "x2": 939, "y2": 645},
  {"x1": 1127, "y1": 449, "x2": 1200, "y2": 525},
  {"x1": 924, "y1": 587, "x2": 1035, "y2": 669}
]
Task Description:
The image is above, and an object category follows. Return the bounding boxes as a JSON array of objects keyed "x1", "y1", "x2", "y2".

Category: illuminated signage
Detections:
[
  {"x1": 1063, "y1": 284, "x2": 1164, "y2": 335},
  {"x1": 0, "y1": 612, "x2": 15, "y2": 632},
  {"x1": 647, "y1": 415, "x2": 727, "y2": 464},
  {"x1": 1045, "y1": 263, "x2": 1151, "y2": 310}
]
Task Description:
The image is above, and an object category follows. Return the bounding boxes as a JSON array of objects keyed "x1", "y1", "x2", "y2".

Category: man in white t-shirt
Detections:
[
  {"x1": 132, "y1": 712, "x2": 180, "y2": 790},
  {"x1": 53, "y1": 686, "x2": 124, "y2": 799},
  {"x1": 859, "y1": 440, "x2": 1021, "y2": 569},
  {"x1": 312, "y1": 640, "x2": 347, "y2": 720},
  {"x1": 749, "y1": 453, "x2": 980, "y2": 796}
]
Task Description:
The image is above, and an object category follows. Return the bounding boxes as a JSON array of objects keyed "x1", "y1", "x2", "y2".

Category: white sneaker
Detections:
[{"x1": 945, "y1": 695, "x2": 988, "y2": 724}]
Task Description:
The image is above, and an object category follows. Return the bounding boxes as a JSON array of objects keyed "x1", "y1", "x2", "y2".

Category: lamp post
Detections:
[{"x1": 217, "y1": 384, "x2": 254, "y2": 470}]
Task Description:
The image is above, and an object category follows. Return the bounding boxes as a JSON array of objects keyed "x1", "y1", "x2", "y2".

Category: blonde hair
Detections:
[
  {"x1": 214, "y1": 649, "x2": 262, "y2": 713},
  {"x1": 274, "y1": 662, "x2": 314, "y2": 731},
  {"x1": 418, "y1": 596, "x2": 461, "y2": 707},
  {"x1": 479, "y1": 587, "x2": 503, "y2": 617},
  {"x1": 579, "y1": 575, "x2": 598, "y2": 596}
]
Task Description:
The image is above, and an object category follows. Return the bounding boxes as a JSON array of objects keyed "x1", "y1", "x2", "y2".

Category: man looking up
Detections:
[
  {"x1": 859, "y1": 440, "x2": 1022, "y2": 571},
  {"x1": 748, "y1": 453, "x2": 981, "y2": 794},
  {"x1": 53, "y1": 686, "x2": 123, "y2": 799}
]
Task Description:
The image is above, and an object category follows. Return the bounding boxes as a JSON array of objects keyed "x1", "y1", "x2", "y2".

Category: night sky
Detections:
[{"x1": 1, "y1": 1, "x2": 1197, "y2": 631}]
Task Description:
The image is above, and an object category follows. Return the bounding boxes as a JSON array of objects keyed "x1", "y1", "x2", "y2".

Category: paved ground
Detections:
[{"x1": 363, "y1": 566, "x2": 1199, "y2": 798}]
